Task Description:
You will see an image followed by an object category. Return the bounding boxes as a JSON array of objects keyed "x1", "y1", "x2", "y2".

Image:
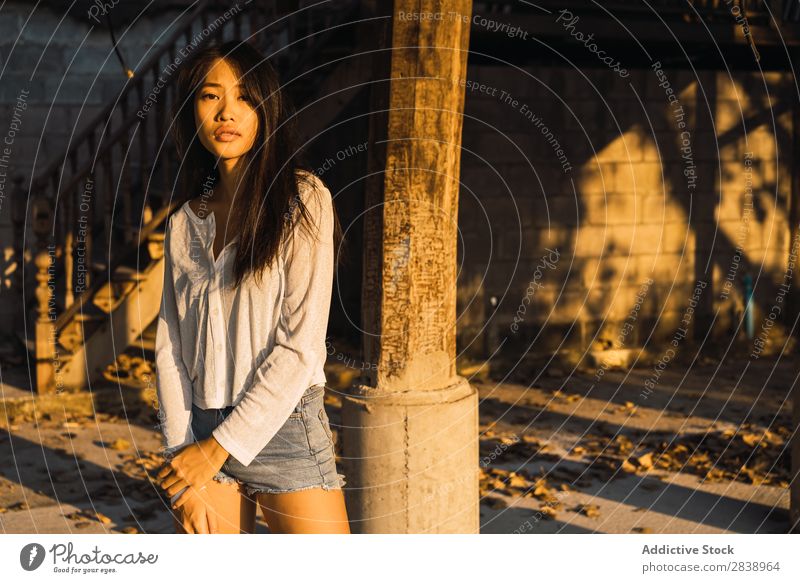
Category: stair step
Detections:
[
  {"x1": 73, "y1": 313, "x2": 102, "y2": 322},
  {"x1": 59, "y1": 314, "x2": 105, "y2": 353},
  {"x1": 111, "y1": 265, "x2": 147, "y2": 283},
  {"x1": 93, "y1": 280, "x2": 137, "y2": 314},
  {"x1": 93, "y1": 263, "x2": 153, "y2": 313}
]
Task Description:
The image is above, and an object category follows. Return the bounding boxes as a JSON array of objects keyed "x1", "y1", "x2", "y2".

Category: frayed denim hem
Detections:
[
  {"x1": 211, "y1": 470, "x2": 242, "y2": 486},
  {"x1": 242, "y1": 473, "x2": 347, "y2": 498}
]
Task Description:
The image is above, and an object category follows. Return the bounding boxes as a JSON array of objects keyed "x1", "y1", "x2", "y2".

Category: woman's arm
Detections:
[
  {"x1": 155, "y1": 215, "x2": 196, "y2": 458},
  {"x1": 211, "y1": 177, "x2": 335, "y2": 467}
]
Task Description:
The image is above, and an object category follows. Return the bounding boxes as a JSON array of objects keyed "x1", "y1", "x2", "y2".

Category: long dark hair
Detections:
[{"x1": 171, "y1": 40, "x2": 344, "y2": 288}]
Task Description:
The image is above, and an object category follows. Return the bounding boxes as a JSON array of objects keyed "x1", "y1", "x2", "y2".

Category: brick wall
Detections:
[{"x1": 456, "y1": 64, "x2": 794, "y2": 359}]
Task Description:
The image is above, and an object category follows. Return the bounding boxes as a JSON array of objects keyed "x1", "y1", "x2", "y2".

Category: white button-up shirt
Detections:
[{"x1": 155, "y1": 172, "x2": 333, "y2": 467}]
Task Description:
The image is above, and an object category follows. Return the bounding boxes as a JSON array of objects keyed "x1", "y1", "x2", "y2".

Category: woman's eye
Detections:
[
  {"x1": 200, "y1": 93, "x2": 218, "y2": 100},
  {"x1": 239, "y1": 95, "x2": 252, "y2": 102}
]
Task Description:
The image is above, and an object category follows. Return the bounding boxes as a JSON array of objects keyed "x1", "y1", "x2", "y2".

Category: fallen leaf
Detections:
[
  {"x1": 94, "y1": 512, "x2": 112, "y2": 525},
  {"x1": 107, "y1": 438, "x2": 131, "y2": 451},
  {"x1": 741, "y1": 433, "x2": 762, "y2": 448},
  {"x1": 636, "y1": 453, "x2": 654, "y2": 470},
  {"x1": 508, "y1": 473, "x2": 528, "y2": 488},
  {"x1": 575, "y1": 503, "x2": 601, "y2": 518},
  {"x1": 539, "y1": 505, "x2": 557, "y2": 520}
]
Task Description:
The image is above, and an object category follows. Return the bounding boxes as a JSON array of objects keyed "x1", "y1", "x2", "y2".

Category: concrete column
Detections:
[{"x1": 342, "y1": 0, "x2": 479, "y2": 533}]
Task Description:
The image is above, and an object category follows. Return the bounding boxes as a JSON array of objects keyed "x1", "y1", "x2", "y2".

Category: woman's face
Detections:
[{"x1": 194, "y1": 58, "x2": 259, "y2": 161}]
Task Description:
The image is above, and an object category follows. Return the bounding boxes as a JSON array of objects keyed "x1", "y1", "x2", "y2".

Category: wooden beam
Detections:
[{"x1": 468, "y1": 13, "x2": 800, "y2": 47}]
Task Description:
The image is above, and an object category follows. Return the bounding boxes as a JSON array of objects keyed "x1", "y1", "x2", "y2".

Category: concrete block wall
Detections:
[
  {"x1": 0, "y1": 3, "x2": 193, "y2": 274},
  {"x1": 456, "y1": 64, "x2": 794, "y2": 360}
]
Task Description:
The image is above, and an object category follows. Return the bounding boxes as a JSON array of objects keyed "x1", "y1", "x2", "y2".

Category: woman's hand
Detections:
[
  {"x1": 176, "y1": 487, "x2": 219, "y2": 534},
  {"x1": 157, "y1": 436, "x2": 229, "y2": 509}
]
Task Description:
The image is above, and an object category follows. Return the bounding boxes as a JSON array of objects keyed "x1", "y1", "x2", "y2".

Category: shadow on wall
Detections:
[{"x1": 456, "y1": 67, "x2": 793, "y2": 362}]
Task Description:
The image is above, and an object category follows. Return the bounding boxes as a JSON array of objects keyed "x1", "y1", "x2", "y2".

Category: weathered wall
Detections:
[
  {"x1": 0, "y1": 2, "x2": 189, "y2": 280},
  {"x1": 456, "y1": 64, "x2": 793, "y2": 359}
]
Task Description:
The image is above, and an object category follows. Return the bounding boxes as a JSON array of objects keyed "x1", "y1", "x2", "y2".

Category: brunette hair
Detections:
[{"x1": 170, "y1": 39, "x2": 344, "y2": 288}]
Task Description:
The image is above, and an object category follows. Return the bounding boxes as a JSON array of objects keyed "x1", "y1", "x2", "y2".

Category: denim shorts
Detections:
[{"x1": 190, "y1": 383, "x2": 346, "y2": 498}]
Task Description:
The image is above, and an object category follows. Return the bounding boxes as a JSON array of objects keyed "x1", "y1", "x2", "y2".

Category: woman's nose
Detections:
[{"x1": 217, "y1": 97, "x2": 236, "y2": 121}]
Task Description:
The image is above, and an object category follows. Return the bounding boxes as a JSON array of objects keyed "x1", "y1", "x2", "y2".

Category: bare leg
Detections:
[
  {"x1": 173, "y1": 479, "x2": 257, "y2": 534},
  {"x1": 257, "y1": 488, "x2": 350, "y2": 534}
]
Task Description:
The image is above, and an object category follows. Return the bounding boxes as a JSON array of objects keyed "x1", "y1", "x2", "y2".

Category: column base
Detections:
[{"x1": 341, "y1": 375, "x2": 479, "y2": 533}]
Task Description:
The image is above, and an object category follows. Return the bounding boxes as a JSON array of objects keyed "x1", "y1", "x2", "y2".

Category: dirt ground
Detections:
[{"x1": 0, "y1": 350, "x2": 793, "y2": 534}]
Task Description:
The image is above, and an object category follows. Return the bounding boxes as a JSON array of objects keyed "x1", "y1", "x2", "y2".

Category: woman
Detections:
[{"x1": 153, "y1": 40, "x2": 349, "y2": 534}]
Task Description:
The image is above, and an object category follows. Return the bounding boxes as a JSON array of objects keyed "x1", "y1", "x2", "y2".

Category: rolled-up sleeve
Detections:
[
  {"x1": 155, "y1": 216, "x2": 195, "y2": 456},
  {"x1": 211, "y1": 178, "x2": 335, "y2": 466}
]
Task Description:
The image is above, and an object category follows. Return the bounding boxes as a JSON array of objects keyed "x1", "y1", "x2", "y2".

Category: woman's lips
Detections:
[{"x1": 214, "y1": 127, "x2": 241, "y2": 142}]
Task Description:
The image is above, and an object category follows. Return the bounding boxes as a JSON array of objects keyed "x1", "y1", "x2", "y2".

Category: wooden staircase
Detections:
[{"x1": 14, "y1": 0, "x2": 367, "y2": 393}]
